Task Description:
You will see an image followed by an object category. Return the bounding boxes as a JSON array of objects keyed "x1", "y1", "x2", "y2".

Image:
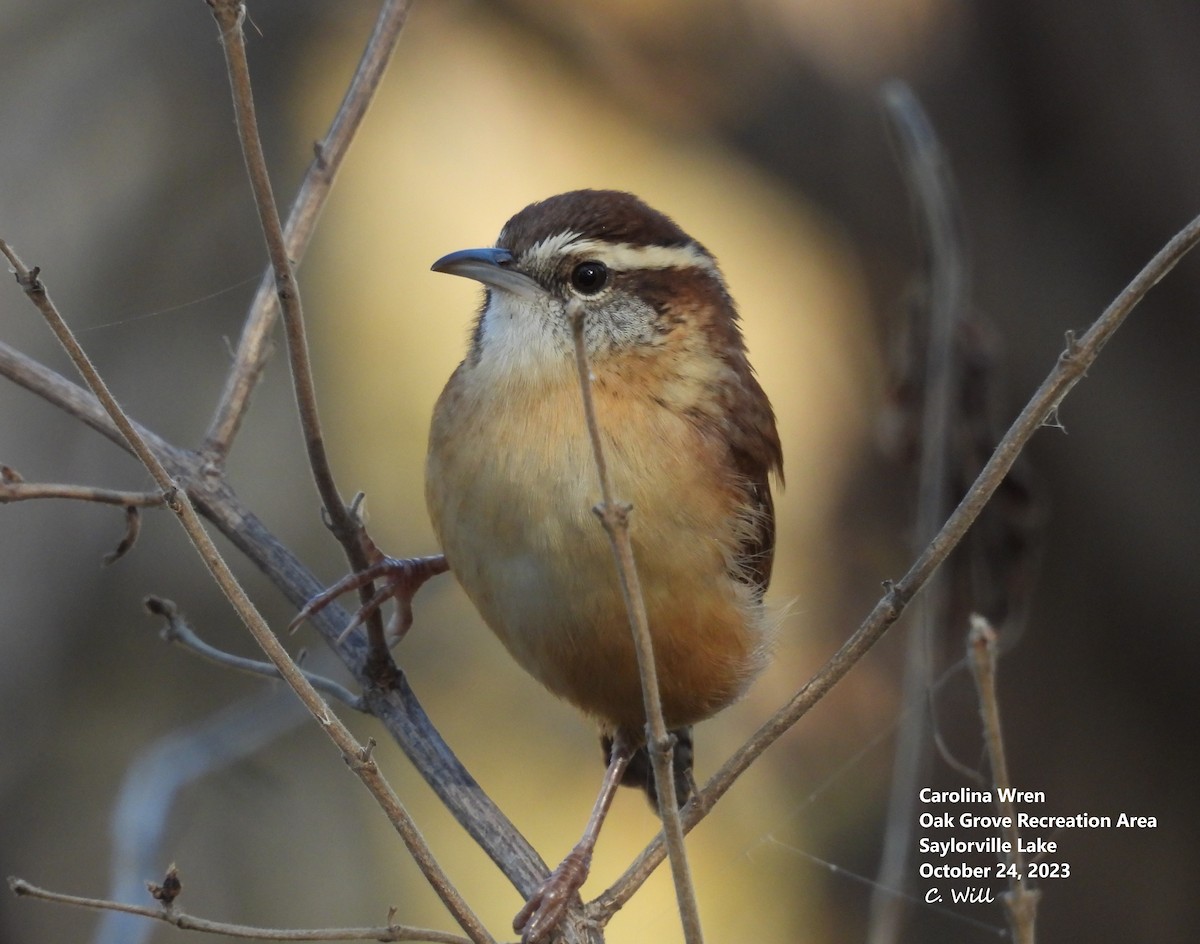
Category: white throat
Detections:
[{"x1": 475, "y1": 290, "x2": 573, "y2": 380}]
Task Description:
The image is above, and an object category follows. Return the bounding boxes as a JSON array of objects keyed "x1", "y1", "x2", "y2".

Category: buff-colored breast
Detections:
[{"x1": 426, "y1": 354, "x2": 769, "y2": 733}]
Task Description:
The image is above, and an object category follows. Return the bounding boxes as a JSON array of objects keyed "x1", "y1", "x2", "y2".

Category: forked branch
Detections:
[
  {"x1": 0, "y1": 241, "x2": 494, "y2": 944},
  {"x1": 203, "y1": 0, "x2": 414, "y2": 459},
  {"x1": 206, "y1": 0, "x2": 395, "y2": 666},
  {"x1": 146, "y1": 595, "x2": 367, "y2": 711}
]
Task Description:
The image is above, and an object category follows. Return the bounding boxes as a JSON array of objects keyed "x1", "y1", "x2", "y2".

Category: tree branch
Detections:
[
  {"x1": 9, "y1": 877, "x2": 472, "y2": 944},
  {"x1": 0, "y1": 338, "x2": 548, "y2": 900},
  {"x1": 207, "y1": 0, "x2": 391, "y2": 668},
  {"x1": 146, "y1": 595, "x2": 366, "y2": 711},
  {"x1": 0, "y1": 469, "x2": 153, "y2": 562},
  {"x1": 201, "y1": 0, "x2": 548, "y2": 909},
  {"x1": 592, "y1": 206, "x2": 1200, "y2": 916},
  {"x1": 0, "y1": 240, "x2": 493, "y2": 944},
  {"x1": 202, "y1": 0, "x2": 413, "y2": 460},
  {"x1": 0, "y1": 470, "x2": 162, "y2": 508}
]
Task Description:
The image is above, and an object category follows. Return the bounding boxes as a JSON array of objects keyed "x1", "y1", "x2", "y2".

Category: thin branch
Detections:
[
  {"x1": 205, "y1": 0, "x2": 337, "y2": 513},
  {"x1": 592, "y1": 207, "x2": 1200, "y2": 915},
  {"x1": 0, "y1": 340, "x2": 145, "y2": 450},
  {"x1": 0, "y1": 337, "x2": 548, "y2": 900},
  {"x1": 968, "y1": 615, "x2": 1040, "y2": 944},
  {"x1": 0, "y1": 471, "x2": 162, "y2": 508},
  {"x1": 207, "y1": 0, "x2": 389, "y2": 666},
  {"x1": 566, "y1": 300, "x2": 703, "y2": 944},
  {"x1": 869, "y1": 80, "x2": 968, "y2": 944},
  {"x1": 0, "y1": 244, "x2": 179, "y2": 503},
  {"x1": 0, "y1": 469, "x2": 154, "y2": 563},
  {"x1": 202, "y1": 0, "x2": 413, "y2": 459},
  {"x1": 9, "y1": 878, "x2": 472, "y2": 944},
  {"x1": 146, "y1": 596, "x2": 366, "y2": 711},
  {"x1": 0, "y1": 241, "x2": 494, "y2": 944}
]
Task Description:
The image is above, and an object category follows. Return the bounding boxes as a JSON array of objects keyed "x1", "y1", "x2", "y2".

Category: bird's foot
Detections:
[
  {"x1": 513, "y1": 848, "x2": 591, "y2": 944},
  {"x1": 289, "y1": 553, "x2": 448, "y2": 646}
]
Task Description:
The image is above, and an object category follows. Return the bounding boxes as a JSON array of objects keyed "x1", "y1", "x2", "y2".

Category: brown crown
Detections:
[{"x1": 498, "y1": 190, "x2": 703, "y2": 256}]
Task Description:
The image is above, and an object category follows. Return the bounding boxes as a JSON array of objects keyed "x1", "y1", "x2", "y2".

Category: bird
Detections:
[{"x1": 425, "y1": 189, "x2": 783, "y2": 941}]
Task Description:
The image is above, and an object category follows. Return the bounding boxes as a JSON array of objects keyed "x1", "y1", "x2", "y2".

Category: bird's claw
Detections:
[
  {"x1": 290, "y1": 554, "x2": 448, "y2": 646},
  {"x1": 513, "y1": 849, "x2": 590, "y2": 944}
]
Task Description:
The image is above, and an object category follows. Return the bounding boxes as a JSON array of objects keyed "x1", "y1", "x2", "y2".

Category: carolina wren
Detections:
[{"x1": 428, "y1": 190, "x2": 782, "y2": 941}]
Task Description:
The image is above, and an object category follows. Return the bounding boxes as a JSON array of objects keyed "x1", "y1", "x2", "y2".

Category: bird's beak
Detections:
[{"x1": 431, "y1": 247, "x2": 543, "y2": 301}]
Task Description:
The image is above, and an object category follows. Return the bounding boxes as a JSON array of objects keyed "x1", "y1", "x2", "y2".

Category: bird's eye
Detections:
[{"x1": 570, "y1": 260, "x2": 609, "y2": 295}]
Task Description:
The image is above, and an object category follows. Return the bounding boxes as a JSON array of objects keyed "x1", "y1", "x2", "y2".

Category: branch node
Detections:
[
  {"x1": 1061, "y1": 328, "x2": 1082, "y2": 361},
  {"x1": 348, "y1": 490, "x2": 367, "y2": 524},
  {"x1": 206, "y1": 0, "x2": 246, "y2": 33},
  {"x1": 591, "y1": 499, "x2": 632, "y2": 533},
  {"x1": 650, "y1": 728, "x2": 678, "y2": 758},
  {"x1": 147, "y1": 864, "x2": 182, "y2": 907},
  {"x1": 16, "y1": 264, "x2": 44, "y2": 295}
]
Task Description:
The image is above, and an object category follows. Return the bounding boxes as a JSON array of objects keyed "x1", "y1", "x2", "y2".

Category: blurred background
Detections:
[{"x1": 2, "y1": 1, "x2": 1198, "y2": 942}]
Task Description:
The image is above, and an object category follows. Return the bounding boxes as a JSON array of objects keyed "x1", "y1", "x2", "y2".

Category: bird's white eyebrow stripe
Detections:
[{"x1": 524, "y1": 231, "x2": 717, "y2": 276}]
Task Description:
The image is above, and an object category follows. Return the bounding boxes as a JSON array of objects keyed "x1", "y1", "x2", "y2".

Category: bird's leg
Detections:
[
  {"x1": 289, "y1": 552, "x2": 448, "y2": 646},
  {"x1": 514, "y1": 730, "x2": 636, "y2": 943}
]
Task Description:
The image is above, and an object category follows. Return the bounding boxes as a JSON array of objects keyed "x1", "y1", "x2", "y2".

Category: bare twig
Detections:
[
  {"x1": 869, "y1": 80, "x2": 969, "y2": 944},
  {"x1": 0, "y1": 470, "x2": 162, "y2": 508},
  {"x1": 0, "y1": 337, "x2": 548, "y2": 899},
  {"x1": 0, "y1": 341, "x2": 149, "y2": 449},
  {"x1": 0, "y1": 468, "x2": 154, "y2": 563},
  {"x1": 9, "y1": 877, "x2": 472, "y2": 944},
  {"x1": 146, "y1": 596, "x2": 366, "y2": 711},
  {"x1": 203, "y1": 0, "x2": 413, "y2": 458},
  {"x1": 566, "y1": 300, "x2": 703, "y2": 944},
  {"x1": 0, "y1": 244, "x2": 182, "y2": 507},
  {"x1": 0, "y1": 241, "x2": 493, "y2": 944},
  {"x1": 968, "y1": 615, "x2": 1040, "y2": 944},
  {"x1": 592, "y1": 208, "x2": 1200, "y2": 914},
  {"x1": 206, "y1": 0, "x2": 390, "y2": 666},
  {"x1": 1, "y1": 3, "x2": 531, "y2": 890}
]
